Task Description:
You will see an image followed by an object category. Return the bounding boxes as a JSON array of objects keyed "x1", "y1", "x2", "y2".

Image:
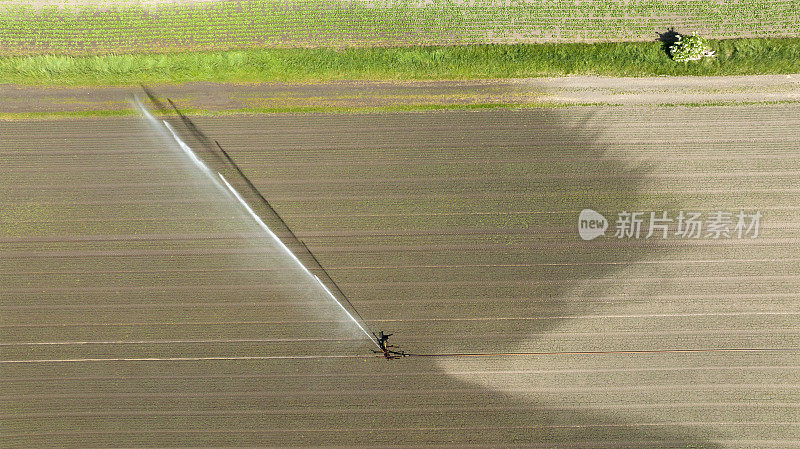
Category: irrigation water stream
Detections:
[{"x1": 134, "y1": 96, "x2": 381, "y2": 350}]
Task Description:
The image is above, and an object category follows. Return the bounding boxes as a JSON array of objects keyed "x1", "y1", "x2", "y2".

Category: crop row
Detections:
[{"x1": 0, "y1": 0, "x2": 797, "y2": 54}]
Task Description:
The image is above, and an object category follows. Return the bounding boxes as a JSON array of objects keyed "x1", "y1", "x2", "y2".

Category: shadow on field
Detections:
[
  {"x1": 144, "y1": 89, "x2": 717, "y2": 448},
  {"x1": 657, "y1": 27, "x2": 681, "y2": 58}
]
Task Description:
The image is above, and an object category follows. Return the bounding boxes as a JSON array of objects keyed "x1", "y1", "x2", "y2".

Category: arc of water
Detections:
[{"x1": 135, "y1": 98, "x2": 380, "y2": 349}]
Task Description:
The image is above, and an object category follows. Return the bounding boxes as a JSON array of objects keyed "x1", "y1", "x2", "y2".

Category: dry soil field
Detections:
[{"x1": 2, "y1": 98, "x2": 800, "y2": 447}]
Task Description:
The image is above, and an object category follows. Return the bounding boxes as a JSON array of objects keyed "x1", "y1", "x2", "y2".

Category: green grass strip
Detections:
[
  {"x1": 0, "y1": 102, "x2": 623, "y2": 120},
  {"x1": 0, "y1": 109, "x2": 138, "y2": 120},
  {"x1": 2, "y1": 39, "x2": 800, "y2": 85},
  {"x1": 6, "y1": 100, "x2": 799, "y2": 121}
]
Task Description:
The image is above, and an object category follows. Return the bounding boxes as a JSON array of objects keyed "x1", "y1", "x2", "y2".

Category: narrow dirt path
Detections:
[{"x1": 2, "y1": 75, "x2": 799, "y2": 117}]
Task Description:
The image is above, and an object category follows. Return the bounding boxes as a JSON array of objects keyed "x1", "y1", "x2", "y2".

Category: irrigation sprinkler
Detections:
[{"x1": 137, "y1": 90, "x2": 384, "y2": 352}]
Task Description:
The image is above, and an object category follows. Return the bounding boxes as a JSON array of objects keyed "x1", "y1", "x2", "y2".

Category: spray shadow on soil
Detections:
[{"x1": 141, "y1": 89, "x2": 718, "y2": 448}]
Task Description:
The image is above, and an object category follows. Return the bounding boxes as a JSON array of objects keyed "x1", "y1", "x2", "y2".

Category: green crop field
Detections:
[
  {"x1": 1, "y1": 0, "x2": 798, "y2": 55},
  {"x1": 2, "y1": 1, "x2": 799, "y2": 84}
]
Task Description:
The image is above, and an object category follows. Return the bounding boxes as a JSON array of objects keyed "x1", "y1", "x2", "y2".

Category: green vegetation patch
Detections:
[
  {"x1": 2, "y1": 40, "x2": 800, "y2": 85},
  {"x1": 0, "y1": 102, "x2": 622, "y2": 121}
]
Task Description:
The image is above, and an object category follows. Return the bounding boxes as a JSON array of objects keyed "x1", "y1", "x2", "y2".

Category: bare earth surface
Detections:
[
  {"x1": 2, "y1": 75, "x2": 800, "y2": 116},
  {"x1": 1, "y1": 82, "x2": 800, "y2": 447}
]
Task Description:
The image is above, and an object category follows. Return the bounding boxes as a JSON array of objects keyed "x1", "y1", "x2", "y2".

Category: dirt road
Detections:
[{"x1": 2, "y1": 75, "x2": 800, "y2": 117}]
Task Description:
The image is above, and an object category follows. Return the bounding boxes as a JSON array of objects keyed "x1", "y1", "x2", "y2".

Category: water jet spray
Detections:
[{"x1": 134, "y1": 94, "x2": 383, "y2": 351}]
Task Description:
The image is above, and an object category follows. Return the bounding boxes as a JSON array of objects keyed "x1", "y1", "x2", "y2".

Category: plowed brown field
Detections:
[{"x1": 2, "y1": 103, "x2": 800, "y2": 447}]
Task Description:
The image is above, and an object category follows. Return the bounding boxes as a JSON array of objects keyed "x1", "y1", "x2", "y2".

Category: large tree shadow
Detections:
[
  {"x1": 657, "y1": 27, "x2": 681, "y2": 58},
  {"x1": 145, "y1": 91, "x2": 719, "y2": 448}
]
